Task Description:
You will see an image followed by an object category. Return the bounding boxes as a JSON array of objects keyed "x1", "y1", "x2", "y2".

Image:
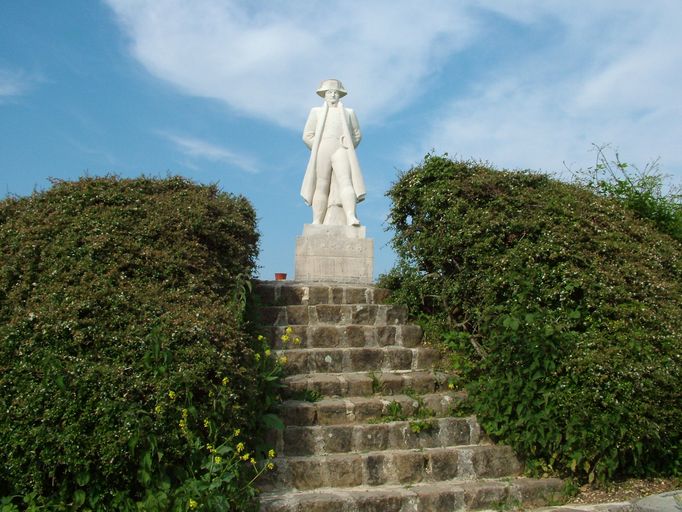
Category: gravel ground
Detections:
[{"x1": 568, "y1": 477, "x2": 681, "y2": 505}]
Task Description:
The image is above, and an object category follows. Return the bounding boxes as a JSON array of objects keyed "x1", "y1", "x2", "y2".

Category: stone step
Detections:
[
  {"x1": 255, "y1": 282, "x2": 390, "y2": 306},
  {"x1": 260, "y1": 477, "x2": 565, "y2": 512},
  {"x1": 278, "y1": 347, "x2": 440, "y2": 374},
  {"x1": 270, "y1": 417, "x2": 483, "y2": 456},
  {"x1": 278, "y1": 392, "x2": 467, "y2": 426},
  {"x1": 260, "y1": 303, "x2": 408, "y2": 327},
  {"x1": 260, "y1": 445, "x2": 522, "y2": 492},
  {"x1": 264, "y1": 324, "x2": 423, "y2": 349},
  {"x1": 282, "y1": 371, "x2": 450, "y2": 399}
]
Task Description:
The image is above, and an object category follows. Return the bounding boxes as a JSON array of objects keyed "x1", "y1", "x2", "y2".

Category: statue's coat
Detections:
[{"x1": 300, "y1": 101, "x2": 366, "y2": 207}]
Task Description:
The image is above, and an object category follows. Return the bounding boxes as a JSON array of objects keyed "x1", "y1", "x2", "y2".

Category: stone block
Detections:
[
  {"x1": 415, "y1": 484, "x2": 464, "y2": 511},
  {"x1": 349, "y1": 348, "x2": 383, "y2": 371},
  {"x1": 327, "y1": 455, "x2": 363, "y2": 487},
  {"x1": 385, "y1": 347, "x2": 413, "y2": 370},
  {"x1": 352, "y1": 397, "x2": 383, "y2": 422},
  {"x1": 287, "y1": 458, "x2": 325, "y2": 490},
  {"x1": 462, "y1": 481, "x2": 510, "y2": 510},
  {"x1": 308, "y1": 349, "x2": 343, "y2": 372},
  {"x1": 342, "y1": 325, "x2": 369, "y2": 347},
  {"x1": 353, "y1": 491, "x2": 405, "y2": 512},
  {"x1": 295, "y1": 493, "x2": 350, "y2": 512},
  {"x1": 353, "y1": 423, "x2": 390, "y2": 452},
  {"x1": 392, "y1": 451, "x2": 426, "y2": 483},
  {"x1": 364, "y1": 453, "x2": 388, "y2": 485},
  {"x1": 345, "y1": 287, "x2": 368, "y2": 304},
  {"x1": 283, "y1": 427, "x2": 316, "y2": 456},
  {"x1": 470, "y1": 445, "x2": 521, "y2": 478},
  {"x1": 322, "y1": 425, "x2": 353, "y2": 453},
  {"x1": 281, "y1": 350, "x2": 309, "y2": 374},
  {"x1": 261, "y1": 306, "x2": 286, "y2": 326},
  {"x1": 351, "y1": 304, "x2": 378, "y2": 324},
  {"x1": 384, "y1": 304, "x2": 408, "y2": 324},
  {"x1": 376, "y1": 326, "x2": 397, "y2": 346},
  {"x1": 285, "y1": 305, "x2": 309, "y2": 325},
  {"x1": 345, "y1": 373, "x2": 373, "y2": 395},
  {"x1": 279, "y1": 286, "x2": 307, "y2": 306},
  {"x1": 295, "y1": 225, "x2": 373, "y2": 283},
  {"x1": 405, "y1": 372, "x2": 437, "y2": 393},
  {"x1": 313, "y1": 375, "x2": 343, "y2": 396},
  {"x1": 278, "y1": 401, "x2": 316, "y2": 426},
  {"x1": 429, "y1": 448, "x2": 459, "y2": 480},
  {"x1": 377, "y1": 373, "x2": 403, "y2": 394},
  {"x1": 314, "y1": 304, "x2": 352, "y2": 324},
  {"x1": 438, "y1": 417, "x2": 472, "y2": 446},
  {"x1": 400, "y1": 324, "x2": 423, "y2": 347},
  {"x1": 309, "y1": 325, "x2": 340, "y2": 348},
  {"x1": 317, "y1": 399, "x2": 349, "y2": 425}
]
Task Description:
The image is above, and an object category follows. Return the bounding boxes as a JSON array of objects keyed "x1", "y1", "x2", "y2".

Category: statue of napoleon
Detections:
[{"x1": 300, "y1": 79, "x2": 366, "y2": 226}]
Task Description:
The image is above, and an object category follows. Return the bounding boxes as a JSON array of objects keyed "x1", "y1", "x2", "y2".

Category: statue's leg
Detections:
[
  {"x1": 312, "y1": 146, "x2": 333, "y2": 224},
  {"x1": 331, "y1": 149, "x2": 360, "y2": 226}
]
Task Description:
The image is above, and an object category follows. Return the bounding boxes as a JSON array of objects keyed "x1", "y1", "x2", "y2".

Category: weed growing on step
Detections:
[
  {"x1": 289, "y1": 389, "x2": 323, "y2": 402},
  {"x1": 371, "y1": 397, "x2": 437, "y2": 429},
  {"x1": 368, "y1": 371, "x2": 384, "y2": 394}
]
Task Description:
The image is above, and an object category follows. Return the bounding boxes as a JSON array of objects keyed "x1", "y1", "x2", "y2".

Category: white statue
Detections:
[{"x1": 300, "y1": 79, "x2": 366, "y2": 226}]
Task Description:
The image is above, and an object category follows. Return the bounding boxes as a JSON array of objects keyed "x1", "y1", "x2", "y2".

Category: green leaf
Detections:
[
  {"x1": 261, "y1": 413, "x2": 284, "y2": 430},
  {"x1": 73, "y1": 490, "x2": 86, "y2": 508}
]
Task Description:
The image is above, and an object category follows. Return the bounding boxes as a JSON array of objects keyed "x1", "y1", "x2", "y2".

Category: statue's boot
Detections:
[{"x1": 341, "y1": 187, "x2": 360, "y2": 226}]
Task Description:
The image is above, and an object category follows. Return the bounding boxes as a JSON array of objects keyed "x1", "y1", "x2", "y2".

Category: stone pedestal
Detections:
[{"x1": 295, "y1": 224, "x2": 373, "y2": 283}]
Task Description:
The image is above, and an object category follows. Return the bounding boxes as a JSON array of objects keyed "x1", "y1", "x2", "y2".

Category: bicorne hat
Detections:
[{"x1": 316, "y1": 78, "x2": 347, "y2": 98}]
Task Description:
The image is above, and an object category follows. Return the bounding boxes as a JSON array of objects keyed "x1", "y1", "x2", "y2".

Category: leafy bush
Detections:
[
  {"x1": 571, "y1": 145, "x2": 682, "y2": 242},
  {"x1": 0, "y1": 176, "x2": 274, "y2": 510},
  {"x1": 381, "y1": 154, "x2": 682, "y2": 483}
]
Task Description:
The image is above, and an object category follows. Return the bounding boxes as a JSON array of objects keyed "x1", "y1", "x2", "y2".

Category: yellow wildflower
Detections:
[
  {"x1": 168, "y1": 390, "x2": 176, "y2": 400},
  {"x1": 154, "y1": 404, "x2": 163, "y2": 414},
  {"x1": 241, "y1": 453, "x2": 249, "y2": 461},
  {"x1": 280, "y1": 334, "x2": 290, "y2": 343},
  {"x1": 257, "y1": 334, "x2": 265, "y2": 341},
  {"x1": 188, "y1": 498, "x2": 198, "y2": 509},
  {"x1": 294, "y1": 337, "x2": 302, "y2": 345},
  {"x1": 250, "y1": 458, "x2": 256, "y2": 465},
  {"x1": 278, "y1": 356, "x2": 288, "y2": 365},
  {"x1": 214, "y1": 456, "x2": 222, "y2": 464},
  {"x1": 268, "y1": 449, "x2": 276, "y2": 458},
  {"x1": 234, "y1": 428, "x2": 241, "y2": 437},
  {"x1": 182, "y1": 408, "x2": 189, "y2": 419},
  {"x1": 285, "y1": 326, "x2": 293, "y2": 335},
  {"x1": 255, "y1": 353, "x2": 261, "y2": 361},
  {"x1": 448, "y1": 382, "x2": 455, "y2": 390},
  {"x1": 179, "y1": 419, "x2": 187, "y2": 430},
  {"x1": 267, "y1": 462, "x2": 275, "y2": 470},
  {"x1": 236, "y1": 442, "x2": 245, "y2": 453},
  {"x1": 206, "y1": 444, "x2": 214, "y2": 452},
  {"x1": 264, "y1": 349, "x2": 271, "y2": 357},
  {"x1": 222, "y1": 377, "x2": 229, "y2": 386},
  {"x1": 203, "y1": 418, "x2": 209, "y2": 428}
]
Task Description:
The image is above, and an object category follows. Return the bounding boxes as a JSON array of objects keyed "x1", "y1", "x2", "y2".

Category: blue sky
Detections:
[{"x1": 2, "y1": 1, "x2": 681, "y2": 280}]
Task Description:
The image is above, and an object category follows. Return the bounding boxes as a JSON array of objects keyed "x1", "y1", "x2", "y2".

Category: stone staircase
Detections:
[{"x1": 254, "y1": 281, "x2": 563, "y2": 511}]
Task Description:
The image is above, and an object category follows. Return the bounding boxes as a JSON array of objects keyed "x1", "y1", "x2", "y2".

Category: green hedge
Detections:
[
  {"x1": 381, "y1": 155, "x2": 682, "y2": 482},
  {"x1": 0, "y1": 176, "x2": 264, "y2": 509}
]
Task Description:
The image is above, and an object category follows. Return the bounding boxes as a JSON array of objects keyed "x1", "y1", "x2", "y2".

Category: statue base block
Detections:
[{"x1": 295, "y1": 224, "x2": 373, "y2": 283}]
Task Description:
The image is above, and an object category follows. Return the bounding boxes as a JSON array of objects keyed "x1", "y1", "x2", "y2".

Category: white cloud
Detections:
[
  {"x1": 104, "y1": 0, "x2": 476, "y2": 127},
  {"x1": 105, "y1": 0, "x2": 682, "y2": 181},
  {"x1": 0, "y1": 68, "x2": 32, "y2": 99},
  {"x1": 422, "y1": 1, "x2": 682, "y2": 180},
  {"x1": 161, "y1": 132, "x2": 259, "y2": 173}
]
